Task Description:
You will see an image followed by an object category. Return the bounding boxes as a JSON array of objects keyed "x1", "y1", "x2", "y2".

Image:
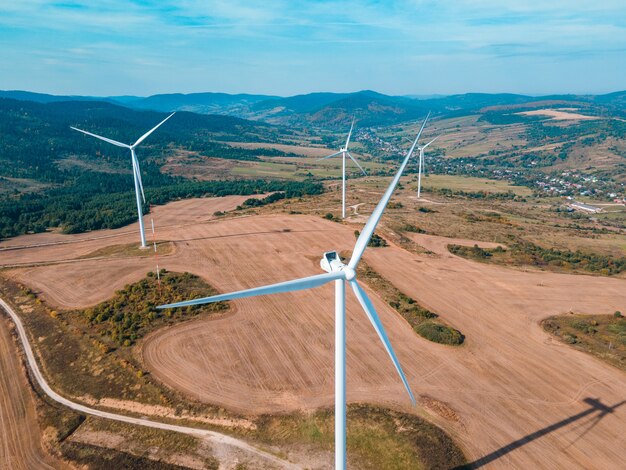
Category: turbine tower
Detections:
[
  {"x1": 416, "y1": 136, "x2": 438, "y2": 199},
  {"x1": 157, "y1": 114, "x2": 431, "y2": 470},
  {"x1": 318, "y1": 119, "x2": 367, "y2": 219},
  {"x1": 71, "y1": 113, "x2": 175, "y2": 248}
]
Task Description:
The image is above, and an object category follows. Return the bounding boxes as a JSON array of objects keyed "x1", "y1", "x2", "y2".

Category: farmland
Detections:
[
  {"x1": 0, "y1": 315, "x2": 65, "y2": 469},
  {"x1": 1, "y1": 189, "x2": 625, "y2": 468},
  {"x1": 2, "y1": 89, "x2": 626, "y2": 468}
]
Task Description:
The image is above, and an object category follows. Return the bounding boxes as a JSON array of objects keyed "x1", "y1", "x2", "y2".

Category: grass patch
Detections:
[
  {"x1": 78, "y1": 241, "x2": 174, "y2": 260},
  {"x1": 354, "y1": 259, "x2": 464, "y2": 345},
  {"x1": 354, "y1": 230, "x2": 388, "y2": 247},
  {"x1": 542, "y1": 313, "x2": 626, "y2": 371},
  {"x1": 254, "y1": 405, "x2": 466, "y2": 470},
  {"x1": 415, "y1": 321, "x2": 465, "y2": 345},
  {"x1": 419, "y1": 174, "x2": 532, "y2": 196},
  {"x1": 60, "y1": 441, "x2": 191, "y2": 470},
  {"x1": 449, "y1": 241, "x2": 626, "y2": 276}
]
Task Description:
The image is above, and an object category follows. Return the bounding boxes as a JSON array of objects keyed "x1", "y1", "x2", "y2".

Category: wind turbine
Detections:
[
  {"x1": 71, "y1": 113, "x2": 175, "y2": 248},
  {"x1": 416, "y1": 136, "x2": 438, "y2": 199},
  {"x1": 318, "y1": 119, "x2": 367, "y2": 219},
  {"x1": 157, "y1": 114, "x2": 431, "y2": 470}
]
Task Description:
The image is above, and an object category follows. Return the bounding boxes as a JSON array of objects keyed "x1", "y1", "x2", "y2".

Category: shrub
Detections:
[
  {"x1": 354, "y1": 230, "x2": 388, "y2": 247},
  {"x1": 324, "y1": 213, "x2": 334, "y2": 220},
  {"x1": 400, "y1": 223, "x2": 425, "y2": 233},
  {"x1": 415, "y1": 321, "x2": 465, "y2": 345},
  {"x1": 563, "y1": 334, "x2": 578, "y2": 344}
]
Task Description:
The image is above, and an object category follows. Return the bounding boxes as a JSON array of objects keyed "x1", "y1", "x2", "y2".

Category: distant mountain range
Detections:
[{"x1": 1, "y1": 89, "x2": 625, "y2": 128}]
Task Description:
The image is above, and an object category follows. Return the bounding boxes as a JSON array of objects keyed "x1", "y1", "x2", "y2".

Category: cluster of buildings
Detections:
[{"x1": 357, "y1": 128, "x2": 626, "y2": 203}]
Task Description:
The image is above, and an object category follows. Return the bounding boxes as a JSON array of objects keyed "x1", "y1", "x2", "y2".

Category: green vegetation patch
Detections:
[
  {"x1": 254, "y1": 405, "x2": 466, "y2": 470},
  {"x1": 354, "y1": 230, "x2": 388, "y2": 247},
  {"x1": 238, "y1": 191, "x2": 287, "y2": 209},
  {"x1": 418, "y1": 174, "x2": 532, "y2": 196},
  {"x1": 449, "y1": 241, "x2": 626, "y2": 276},
  {"x1": 415, "y1": 321, "x2": 465, "y2": 346},
  {"x1": 355, "y1": 261, "x2": 464, "y2": 346},
  {"x1": 60, "y1": 441, "x2": 192, "y2": 470},
  {"x1": 542, "y1": 313, "x2": 626, "y2": 371},
  {"x1": 78, "y1": 241, "x2": 174, "y2": 260},
  {"x1": 77, "y1": 271, "x2": 227, "y2": 347}
]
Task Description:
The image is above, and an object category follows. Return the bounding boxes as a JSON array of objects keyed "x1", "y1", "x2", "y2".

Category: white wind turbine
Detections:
[
  {"x1": 71, "y1": 113, "x2": 175, "y2": 248},
  {"x1": 318, "y1": 119, "x2": 367, "y2": 219},
  {"x1": 416, "y1": 135, "x2": 438, "y2": 199},
  {"x1": 157, "y1": 114, "x2": 431, "y2": 470}
]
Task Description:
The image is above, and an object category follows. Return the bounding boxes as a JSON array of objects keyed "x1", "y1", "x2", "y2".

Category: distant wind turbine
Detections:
[
  {"x1": 416, "y1": 135, "x2": 438, "y2": 198},
  {"x1": 157, "y1": 114, "x2": 431, "y2": 470},
  {"x1": 318, "y1": 119, "x2": 367, "y2": 219},
  {"x1": 71, "y1": 113, "x2": 175, "y2": 248}
]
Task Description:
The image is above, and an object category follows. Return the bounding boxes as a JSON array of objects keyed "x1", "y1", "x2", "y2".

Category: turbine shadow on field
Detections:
[
  {"x1": 455, "y1": 397, "x2": 626, "y2": 469},
  {"x1": 171, "y1": 228, "x2": 335, "y2": 243}
]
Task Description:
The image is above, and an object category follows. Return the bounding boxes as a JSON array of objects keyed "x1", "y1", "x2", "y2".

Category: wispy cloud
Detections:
[{"x1": 0, "y1": 1, "x2": 624, "y2": 95}]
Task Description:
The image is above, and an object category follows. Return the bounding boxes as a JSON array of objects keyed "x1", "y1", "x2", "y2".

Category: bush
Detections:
[
  {"x1": 400, "y1": 223, "x2": 425, "y2": 233},
  {"x1": 324, "y1": 213, "x2": 334, "y2": 220},
  {"x1": 563, "y1": 334, "x2": 578, "y2": 344},
  {"x1": 354, "y1": 230, "x2": 388, "y2": 247},
  {"x1": 615, "y1": 311, "x2": 623, "y2": 318},
  {"x1": 415, "y1": 321, "x2": 465, "y2": 345}
]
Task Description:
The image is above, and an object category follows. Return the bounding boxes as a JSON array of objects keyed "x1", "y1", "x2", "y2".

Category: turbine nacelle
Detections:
[{"x1": 320, "y1": 252, "x2": 356, "y2": 280}]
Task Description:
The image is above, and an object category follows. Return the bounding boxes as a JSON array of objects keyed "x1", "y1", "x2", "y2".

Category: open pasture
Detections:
[
  {"x1": 420, "y1": 174, "x2": 532, "y2": 195},
  {"x1": 2, "y1": 194, "x2": 626, "y2": 469}
]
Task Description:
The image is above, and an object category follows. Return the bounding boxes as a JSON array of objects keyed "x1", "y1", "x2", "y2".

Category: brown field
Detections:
[
  {"x1": 2, "y1": 196, "x2": 626, "y2": 469},
  {"x1": 387, "y1": 115, "x2": 529, "y2": 158},
  {"x1": 517, "y1": 109, "x2": 598, "y2": 121},
  {"x1": 0, "y1": 316, "x2": 65, "y2": 469},
  {"x1": 225, "y1": 141, "x2": 332, "y2": 157}
]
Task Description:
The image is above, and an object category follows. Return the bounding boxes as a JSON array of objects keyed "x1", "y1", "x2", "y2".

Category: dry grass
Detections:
[
  {"x1": 542, "y1": 313, "x2": 626, "y2": 371},
  {"x1": 78, "y1": 241, "x2": 173, "y2": 260},
  {"x1": 420, "y1": 174, "x2": 532, "y2": 196}
]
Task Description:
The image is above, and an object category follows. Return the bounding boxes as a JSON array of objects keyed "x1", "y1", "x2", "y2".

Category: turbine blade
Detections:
[
  {"x1": 345, "y1": 118, "x2": 355, "y2": 149},
  {"x1": 422, "y1": 135, "x2": 439, "y2": 149},
  {"x1": 348, "y1": 113, "x2": 428, "y2": 269},
  {"x1": 70, "y1": 127, "x2": 130, "y2": 148},
  {"x1": 347, "y1": 151, "x2": 367, "y2": 176},
  {"x1": 157, "y1": 270, "x2": 344, "y2": 309},
  {"x1": 132, "y1": 112, "x2": 175, "y2": 148},
  {"x1": 414, "y1": 111, "x2": 431, "y2": 146},
  {"x1": 132, "y1": 153, "x2": 146, "y2": 203},
  {"x1": 317, "y1": 150, "x2": 343, "y2": 161},
  {"x1": 350, "y1": 280, "x2": 416, "y2": 405}
]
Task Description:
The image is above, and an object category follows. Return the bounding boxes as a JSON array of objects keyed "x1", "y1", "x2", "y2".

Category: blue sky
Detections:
[{"x1": 0, "y1": 1, "x2": 624, "y2": 96}]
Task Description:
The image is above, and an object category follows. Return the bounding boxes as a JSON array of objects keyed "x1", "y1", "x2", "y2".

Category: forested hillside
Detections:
[{"x1": 0, "y1": 98, "x2": 320, "y2": 239}]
